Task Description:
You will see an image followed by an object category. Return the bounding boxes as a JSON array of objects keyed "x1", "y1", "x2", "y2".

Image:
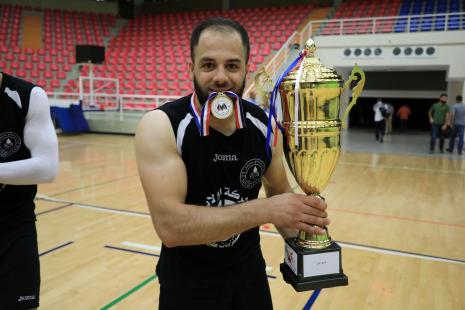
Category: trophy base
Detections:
[
  {"x1": 281, "y1": 238, "x2": 348, "y2": 292},
  {"x1": 280, "y1": 263, "x2": 348, "y2": 292}
]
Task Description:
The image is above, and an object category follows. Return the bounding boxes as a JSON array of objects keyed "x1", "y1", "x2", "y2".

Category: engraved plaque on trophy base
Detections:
[{"x1": 280, "y1": 238, "x2": 348, "y2": 291}]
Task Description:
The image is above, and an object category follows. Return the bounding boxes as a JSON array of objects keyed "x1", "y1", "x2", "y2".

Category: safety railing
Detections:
[{"x1": 307, "y1": 11, "x2": 465, "y2": 36}]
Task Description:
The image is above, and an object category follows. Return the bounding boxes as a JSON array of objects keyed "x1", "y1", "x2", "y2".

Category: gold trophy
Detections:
[{"x1": 278, "y1": 39, "x2": 365, "y2": 291}]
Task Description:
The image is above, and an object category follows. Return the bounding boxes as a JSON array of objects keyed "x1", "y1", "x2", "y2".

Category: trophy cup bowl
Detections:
[{"x1": 279, "y1": 39, "x2": 365, "y2": 291}]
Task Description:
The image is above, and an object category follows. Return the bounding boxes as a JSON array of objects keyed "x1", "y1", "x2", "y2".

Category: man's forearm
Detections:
[{"x1": 152, "y1": 198, "x2": 270, "y2": 247}]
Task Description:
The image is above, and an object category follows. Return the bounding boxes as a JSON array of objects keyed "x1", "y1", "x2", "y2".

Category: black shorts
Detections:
[
  {"x1": 159, "y1": 270, "x2": 273, "y2": 310},
  {"x1": 0, "y1": 221, "x2": 40, "y2": 309}
]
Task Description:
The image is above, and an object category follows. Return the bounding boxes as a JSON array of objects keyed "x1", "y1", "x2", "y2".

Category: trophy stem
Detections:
[
  {"x1": 292, "y1": 193, "x2": 332, "y2": 250},
  {"x1": 295, "y1": 226, "x2": 332, "y2": 250}
]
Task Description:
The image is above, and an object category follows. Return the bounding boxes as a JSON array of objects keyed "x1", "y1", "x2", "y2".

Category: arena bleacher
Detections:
[{"x1": 0, "y1": 0, "x2": 464, "y2": 117}]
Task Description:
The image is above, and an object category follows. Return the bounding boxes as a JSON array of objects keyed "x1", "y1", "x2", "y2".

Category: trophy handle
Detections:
[{"x1": 340, "y1": 64, "x2": 366, "y2": 129}]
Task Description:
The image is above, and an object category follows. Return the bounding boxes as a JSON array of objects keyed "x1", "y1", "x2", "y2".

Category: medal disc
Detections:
[{"x1": 211, "y1": 93, "x2": 233, "y2": 119}]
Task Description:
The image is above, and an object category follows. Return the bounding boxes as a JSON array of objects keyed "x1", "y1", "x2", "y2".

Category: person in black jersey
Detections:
[
  {"x1": 135, "y1": 18, "x2": 330, "y2": 310},
  {"x1": 0, "y1": 72, "x2": 59, "y2": 310}
]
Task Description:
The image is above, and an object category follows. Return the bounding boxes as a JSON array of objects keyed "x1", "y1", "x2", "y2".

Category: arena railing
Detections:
[
  {"x1": 305, "y1": 11, "x2": 465, "y2": 37},
  {"x1": 245, "y1": 11, "x2": 464, "y2": 97},
  {"x1": 48, "y1": 92, "x2": 178, "y2": 120}
]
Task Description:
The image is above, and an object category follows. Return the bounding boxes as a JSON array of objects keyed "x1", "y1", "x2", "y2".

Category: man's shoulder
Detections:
[
  {"x1": 2, "y1": 73, "x2": 36, "y2": 95},
  {"x1": 242, "y1": 98, "x2": 268, "y2": 121},
  {"x1": 157, "y1": 95, "x2": 191, "y2": 114}
]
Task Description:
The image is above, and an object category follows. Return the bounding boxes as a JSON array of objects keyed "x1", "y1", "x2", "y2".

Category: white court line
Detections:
[
  {"x1": 36, "y1": 194, "x2": 70, "y2": 203},
  {"x1": 339, "y1": 161, "x2": 465, "y2": 175},
  {"x1": 121, "y1": 241, "x2": 275, "y2": 277},
  {"x1": 259, "y1": 230, "x2": 465, "y2": 266},
  {"x1": 37, "y1": 195, "x2": 465, "y2": 266},
  {"x1": 36, "y1": 194, "x2": 151, "y2": 218},
  {"x1": 259, "y1": 231, "x2": 281, "y2": 237},
  {"x1": 121, "y1": 241, "x2": 161, "y2": 252},
  {"x1": 61, "y1": 141, "x2": 135, "y2": 149},
  {"x1": 59, "y1": 142, "x2": 89, "y2": 149},
  {"x1": 75, "y1": 204, "x2": 150, "y2": 218},
  {"x1": 338, "y1": 241, "x2": 465, "y2": 266}
]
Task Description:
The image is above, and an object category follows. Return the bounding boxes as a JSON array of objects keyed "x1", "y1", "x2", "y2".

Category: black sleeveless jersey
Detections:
[
  {"x1": 0, "y1": 73, "x2": 37, "y2": 225},
  {"x1": 156, "y1": 95, "x2": 273, "y2": 290}
]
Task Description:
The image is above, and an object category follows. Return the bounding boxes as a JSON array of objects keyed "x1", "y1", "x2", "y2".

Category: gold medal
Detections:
[{"x1": 211, "y1": 92, "x2": 233, "y2": 119}]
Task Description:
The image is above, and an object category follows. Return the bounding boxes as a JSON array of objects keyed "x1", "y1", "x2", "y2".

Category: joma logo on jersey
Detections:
[
  {"x1": 18, "y1": 295, "x2": 36, "y2": 302},
  {"x1": 213, "y1": 154, "x2": 238, "y2": 162}
]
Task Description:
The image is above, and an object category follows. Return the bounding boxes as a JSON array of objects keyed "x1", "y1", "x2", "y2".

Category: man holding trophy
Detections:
[{"x1": 136, "y1": 16, "x2": 363, "y2": 309}]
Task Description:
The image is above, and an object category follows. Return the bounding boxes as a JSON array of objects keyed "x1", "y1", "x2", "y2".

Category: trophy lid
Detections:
[{"x1": 282, "y1": 39, "x2": 342, "y2": 85}]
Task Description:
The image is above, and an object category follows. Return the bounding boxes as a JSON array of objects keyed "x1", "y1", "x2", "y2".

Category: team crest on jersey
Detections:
[
  {"x1": 240, "y1": 158, "x2": 265, "y2": 189},
  {"x1": 0, "y1": 132, "x2": 21, "y2": 158},
  {"x1": 205, "y1": 187, "x2": 248, "y2": 248}
]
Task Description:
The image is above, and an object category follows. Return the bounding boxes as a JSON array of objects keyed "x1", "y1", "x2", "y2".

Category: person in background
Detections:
[
  {"x1": 397, "y1": 104, "x2": 412, "y2": 132},
  {"x1": 428, "y1": 93, "x2": 450, "y2": 154},
  {"x1": 260, "y1": 91, "x2": 271, "y2": 114},
  {"x1": 385, "y1": 102, "x2": 394, "y2": 134},
  {"x1": 0, "y1": 72, "x2": 59, "y2": 310},
  {"x1": 246, "y1": 90, "x2": 257, "y2": 105},
  {"x1": 373, "y1": 98, "x2": 387, "y2": 143},
  {"x1": 446, "y1": 95, "x2": 465, "y2": 155}
]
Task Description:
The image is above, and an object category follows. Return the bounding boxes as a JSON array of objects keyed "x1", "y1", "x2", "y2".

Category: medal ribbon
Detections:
[
  {"x1": 189, "y1": 92, "x2": 245, "y2": 137},
  {"x1": 265, "y1": 50, "x2": 308, "y2": 159}
]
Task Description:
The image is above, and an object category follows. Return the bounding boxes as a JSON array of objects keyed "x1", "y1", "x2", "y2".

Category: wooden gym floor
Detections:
[{"x1": 35, "y1": 132, "x2": 465, "y2": 309}]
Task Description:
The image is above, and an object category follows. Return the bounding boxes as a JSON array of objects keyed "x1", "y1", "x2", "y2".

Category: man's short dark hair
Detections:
[
  {"x1": 457, "y1": 95, "x2": 463, "y2": 102},
  {"x1": 440, "y1": 93, "x2": 448, "y2": 98},
  {"x1": 190, "y1": 17, "x2": 250, "y2": 64}
]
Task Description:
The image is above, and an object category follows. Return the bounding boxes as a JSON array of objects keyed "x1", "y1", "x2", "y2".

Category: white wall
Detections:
[
  {"x1": 314, "y1": 31, "x2": 465, "y2": 79},
  {"x1": 313, "y1": 31, "x2": 465, "y2": 101}
]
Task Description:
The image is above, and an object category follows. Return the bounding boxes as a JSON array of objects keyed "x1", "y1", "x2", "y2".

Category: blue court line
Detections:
[
  {"x1": 303, "y1": 289, "x2": 321, "y2": 310},
  {"x1": 39, "y1": 241, "x2": 74, "y2": 256},
  {"x1": 104, "y1": 245, "x2": 160, "y2": 257},
  {"x1": 36, "y1": 203, "x2": 73, "y2": 216}
]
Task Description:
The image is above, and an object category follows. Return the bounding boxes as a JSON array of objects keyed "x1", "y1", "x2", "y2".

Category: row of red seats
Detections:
[{"x1": 2, "y1": 3, "x2": 311, "y2": 95}]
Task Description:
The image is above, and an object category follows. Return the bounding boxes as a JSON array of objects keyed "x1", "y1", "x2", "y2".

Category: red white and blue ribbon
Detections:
[
  {"x1": 189, "y1": 91, "x2": 245, "y2": 136},
  {"x1": 265, "y1": 50, "x2": 308, "y2": 159}
]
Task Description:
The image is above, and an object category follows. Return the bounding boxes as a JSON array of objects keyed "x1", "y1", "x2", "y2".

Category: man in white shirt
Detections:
[
  {"x1": 373, "y1": 98, "x2": 388, "y2": 143},
  {"x1": 0, "y1": 72, "x2": 59, "y2": 310}
]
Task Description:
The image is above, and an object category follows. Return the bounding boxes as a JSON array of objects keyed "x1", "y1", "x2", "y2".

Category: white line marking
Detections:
[
  {"x1": 259, "y1": 231, "x2": 465, "y2": 265},
  {"x1": 36, "y1": 195, "x2": 151, "y2": 218},
  {"x1": 75, "y1": 204, "x2": 150, "y2": 218},
  {"x1": 120, "y1": 241, "x2": 275, "y2": 278},
  {"x1": 36, "y1": 194, "x2": 69, "y2": 203},
  {"x1": 121, "y1": 241, "x2": 161, "y2": 252},
  {"x1": 339, "y1": 161, "x2": 465, "y2": 175},
  {"x1": 37, "y1": 195, "x2": 464, "y2": 266},
  {"x1": 259, "y1": 231, "x2": 281, "y2": 237},
  {"x1": 337, "y1": 242, "x2": 465, "y2": 265}
]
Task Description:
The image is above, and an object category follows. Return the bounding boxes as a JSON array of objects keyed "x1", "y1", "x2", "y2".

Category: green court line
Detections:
[{"x1": 100, "y1": 274, "x2": 158, "y2": 309}]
